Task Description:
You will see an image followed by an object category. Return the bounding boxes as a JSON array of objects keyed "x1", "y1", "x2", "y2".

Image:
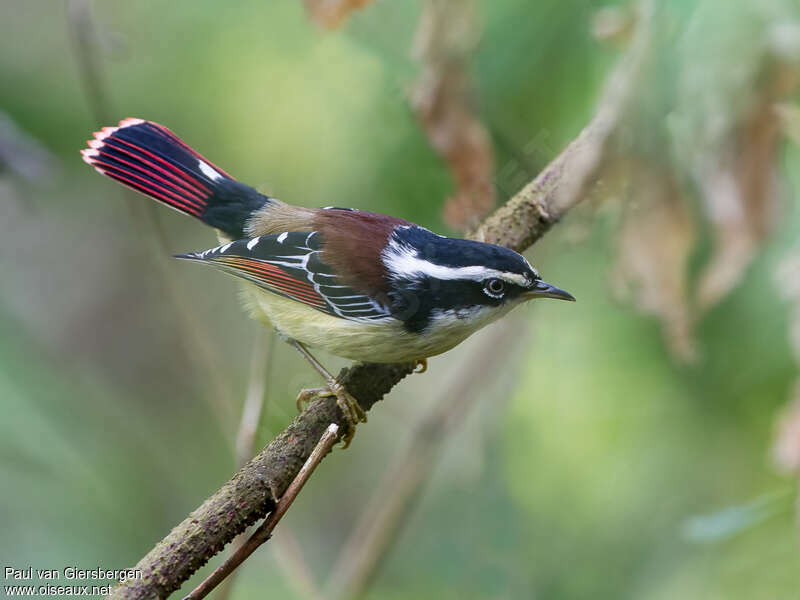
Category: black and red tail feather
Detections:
[{"x1": 81, "y1": 118, "x2": 269, "y2": 239}]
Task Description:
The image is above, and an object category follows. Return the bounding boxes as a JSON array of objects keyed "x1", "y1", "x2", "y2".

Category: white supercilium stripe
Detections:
[{"x1": 382, "y1": 237, "x2": 532, "y2": 287}]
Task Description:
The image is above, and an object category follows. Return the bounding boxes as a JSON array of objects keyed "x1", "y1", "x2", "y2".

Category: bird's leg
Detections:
[
  {"x1": 289, "y1": 340, "x2": 366, "y2": 447},
  {"x1": 414, "y1": 358, "x2": 428, "y2": 373}
]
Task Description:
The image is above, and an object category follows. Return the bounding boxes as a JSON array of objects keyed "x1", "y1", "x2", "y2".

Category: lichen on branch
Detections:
[{"x1": 104, "y1": 3, "x2": 653, "y2": 597}]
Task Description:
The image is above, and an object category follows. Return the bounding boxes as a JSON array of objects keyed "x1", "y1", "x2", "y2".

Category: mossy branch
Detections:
[{"x1": 105, "y1": 3, "x2": 651, "y2": 597}]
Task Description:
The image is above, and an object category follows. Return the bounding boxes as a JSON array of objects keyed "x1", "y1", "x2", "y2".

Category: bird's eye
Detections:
[{"x1": 484, "y1": 278, "x2": 506, "y2": 297}]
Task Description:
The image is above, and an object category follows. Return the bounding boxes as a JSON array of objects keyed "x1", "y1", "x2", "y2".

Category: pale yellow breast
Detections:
[{"x1": 242, "y1": 286, "x2": 507, "y2": 363}]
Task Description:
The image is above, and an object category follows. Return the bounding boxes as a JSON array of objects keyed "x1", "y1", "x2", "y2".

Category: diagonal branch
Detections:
[
  {"x1": 105, "y1": 4, "x2": 652, "y2": 597},
  {"x1": 471, "y1": 0, "x2": 652, "y2": 251},
  {"x1": 325, "y1": 319, "x2": 525, "y2": 600},
  {"x1": 108, "y1": 361, "x2": 415, "y2": 600},
  {"x1": 185, "y1": 423, "x2": 340, "y2": 600}
]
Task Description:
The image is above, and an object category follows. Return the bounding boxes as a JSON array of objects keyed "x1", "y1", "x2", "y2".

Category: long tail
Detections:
[{"x1": 81, "y1": 118, "x2": 270, "y2": 239}]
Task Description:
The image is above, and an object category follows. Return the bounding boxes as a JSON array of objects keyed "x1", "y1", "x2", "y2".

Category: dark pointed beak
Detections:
[{"x1": 524, "y1": 280, "x2": 576, "y2": 302}]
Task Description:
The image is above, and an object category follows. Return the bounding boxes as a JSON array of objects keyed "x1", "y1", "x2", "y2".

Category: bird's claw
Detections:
[
  {"x1": 294, "y1": 383, "x2": 366, "y2": 448},
  {"x1": 329, "y1": 381, "x2": 366, "y2": 448},
  {"x1": 296, "y1": 387, "x2": 330, "y2": 412}
]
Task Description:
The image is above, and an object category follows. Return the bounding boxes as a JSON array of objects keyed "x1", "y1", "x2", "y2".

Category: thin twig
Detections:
[
  {"x1": 325, "y1": 321, "x2": 523, "y2": 600},
  {"x1": 218, "y1": 331, "x2": 321, "y2": 600},
  {"x1": 183, "y1": 423, "x2": 340, "y2": 600},
  {"x1": 271, "y1": 531, "x2": 323, "y2": 600},
  {"x1": 103, "y1": 3, "x2": 654, "y2": 595},
  {"x1": 66, "y1": 0, "x2": 111, "y2": 125},
  {"x1": 106, "y1": 362, "x2": 414, "y2": 600},
  {"x1": 325, "y1": 8, "x2": 656, "y2": 595},
  {"x1": 235, "y1": 330, "x2": 275, "y2": 466},
  {"x1": 213, "y1": 329, "x2": 274, "y2": 600}
]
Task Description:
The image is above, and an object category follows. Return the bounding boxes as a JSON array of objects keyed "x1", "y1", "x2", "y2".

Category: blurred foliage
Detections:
[{"x1": 2, "y1": 0, "x2": 800, "y2": 599}]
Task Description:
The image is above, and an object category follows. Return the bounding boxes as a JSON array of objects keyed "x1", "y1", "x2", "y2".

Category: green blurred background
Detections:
[{"x1": 2, "y1": 0, "x2": 800, "y2": 598}]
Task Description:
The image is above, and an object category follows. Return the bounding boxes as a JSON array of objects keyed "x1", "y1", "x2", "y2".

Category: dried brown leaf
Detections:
[
  {"x1": 695, "y1": 62, "x2": 799, "y2": 312},
  {"x1": 611, "y1": 160, "x2": 697, "y2": 362},
  {"x1": 303, "y1": 0, "x2": 374, "y2": 29},
  {"x1": 410, "y1": 0, "x2": 495, "y2": 232}
]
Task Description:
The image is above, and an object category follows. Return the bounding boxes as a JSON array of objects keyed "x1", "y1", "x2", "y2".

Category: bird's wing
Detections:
[{"x1": 176, "y1": 231, "x2": 393, "y2": 322}]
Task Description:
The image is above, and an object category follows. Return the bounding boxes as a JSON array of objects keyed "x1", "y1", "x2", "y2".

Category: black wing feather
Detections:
[{"x1": 177, "y1": 231, "x2": 392, "y2": 322}]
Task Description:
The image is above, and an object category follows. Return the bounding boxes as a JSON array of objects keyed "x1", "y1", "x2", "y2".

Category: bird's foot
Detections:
[
  {"x1": 329, "y1": 381, "x2": 367, "y2": 448},
  {"x1": 414, "y1": 358, "x2": 428, "y2": 374},
  {"x1": 294, "y1": 382, "x2": 366, "y2": 448},
  {"x1": 296, "y1": 387, "x2": 329, "y2": 412}
]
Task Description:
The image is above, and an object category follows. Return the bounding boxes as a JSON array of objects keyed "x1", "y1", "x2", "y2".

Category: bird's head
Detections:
[{"x1": 381, "y1": 226, "x2": 574, "y2": 333}]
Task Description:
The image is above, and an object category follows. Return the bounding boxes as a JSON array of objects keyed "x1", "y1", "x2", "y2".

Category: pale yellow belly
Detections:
[{"x1": 242, "y1": 286, "x2": 503, "y2": 363}]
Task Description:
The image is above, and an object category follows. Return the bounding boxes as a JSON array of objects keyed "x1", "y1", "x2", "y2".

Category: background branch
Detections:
[
  {"x1": 66, "y1": 0, "x2": 112, "y2": 125},
  {"x1": 218, "y1": 332, "x2": 320, "y2": 600},
  {"x1": 213, "y1": 329, "x2": 275, "y2": 600},
  {"x1": 471, "y1": 0, "x2": 652, "y2": 250},
  {"x1": 66, "y1": 0, "x2": 236, "y2": 427},
  {"x1": 105, "y1": 4, "x2": 652, "y2": 596},
  {"x1": 185, "y1": 423, "x2": 340, "y2": 600},
  {"x1": 107, "y1": 361, "x2": 415, "y2": 600},
  {"x1": 325, "y1": 320, "x2": 524, "y2": 600},
  {"x1": 235, "y1": 330, "x2": 274, "y2": 467}
]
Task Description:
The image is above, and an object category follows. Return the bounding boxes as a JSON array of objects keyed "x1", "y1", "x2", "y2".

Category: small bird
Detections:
[{"x1": 81, "y1": 118, "x2": 574, "y2": 444}]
